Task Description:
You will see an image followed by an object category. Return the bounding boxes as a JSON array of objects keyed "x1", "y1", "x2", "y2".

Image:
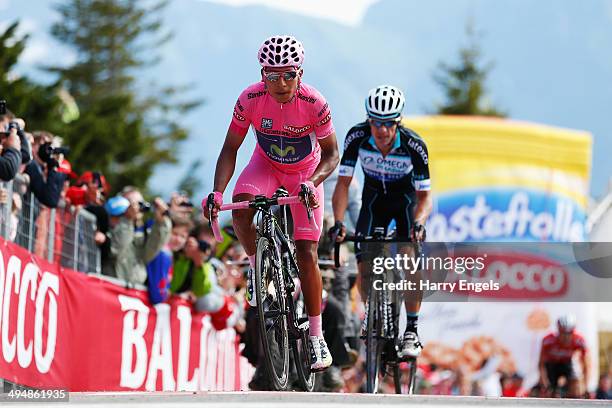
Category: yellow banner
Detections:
[{"x1": 402, "y1": 116, "x2": 593, "y2": 241}]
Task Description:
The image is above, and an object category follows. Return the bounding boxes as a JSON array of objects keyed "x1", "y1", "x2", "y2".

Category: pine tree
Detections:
[
  {"x1": 0, "y1": 22, "x2": 65, "y2": 132},
  {"x1": 432, "y1": 22, "x2": 506, "y2": 117},
  {"x1": 49, "y1": 0, "x2": 201, "y2": 191}
]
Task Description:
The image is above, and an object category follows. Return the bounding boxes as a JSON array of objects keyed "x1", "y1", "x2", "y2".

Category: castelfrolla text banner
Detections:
[{"x1": 404, "y1": 116, "x2": 592, "y2": 242}]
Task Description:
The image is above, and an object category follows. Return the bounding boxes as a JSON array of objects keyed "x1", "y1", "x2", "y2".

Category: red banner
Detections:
[{"x1": 0, "y1": 238, "x2": 251, "y2": 391}]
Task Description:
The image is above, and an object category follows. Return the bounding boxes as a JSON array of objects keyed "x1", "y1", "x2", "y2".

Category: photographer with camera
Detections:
[
  {"x1": 106, "y1": 186, "x2": 171, "y2": 285},
  {"x1": 0, "y1": 103, "x2": 23, "y2": 181},
  {"x1": 23, "y1": 131, "x2": 68, "y2": 208}
]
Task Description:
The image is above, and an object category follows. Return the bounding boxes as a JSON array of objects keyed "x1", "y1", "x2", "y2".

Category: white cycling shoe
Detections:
[
  {"x1": 309, "y1": 336, "x2": 333, "y2": 372},
  {"x1": 398, "y1": 330, "x2": 423, "y2": 359}
]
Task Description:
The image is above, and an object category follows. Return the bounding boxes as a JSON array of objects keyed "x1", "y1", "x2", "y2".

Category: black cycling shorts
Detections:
[
  {"x1": 354, "y1": 188, "x2": 416, "y2": 262},
  {"x1": 545, "y1": 361, "x2": 577, "y2": 387}
]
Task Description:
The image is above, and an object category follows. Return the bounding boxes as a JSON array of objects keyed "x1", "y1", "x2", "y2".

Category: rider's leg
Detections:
[
  {"x1": 568, "y1": 378, "x2": 581, "y2": 398},
  {"x1": 232, "y1": 155, "x2": 281, "y2": 306},
  {"x1": 399, "y1": 244, "x2": 423, "y2": 332},
  {"x1": 295, "y1": 240, "x2": 323, "y2": 320},
  {"x1": 396, "y1": 199, "x2": 423, "y2": 358},
  {"x1": 288, "y1": 178, "x2": 332, "y2": 371}
]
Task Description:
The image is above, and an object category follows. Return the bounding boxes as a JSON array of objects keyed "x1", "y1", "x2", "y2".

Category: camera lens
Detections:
[{"x1": 138, "y1": 201, "x2": 152, "y2": 212}]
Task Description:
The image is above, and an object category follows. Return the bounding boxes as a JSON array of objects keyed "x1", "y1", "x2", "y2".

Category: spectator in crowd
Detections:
[
  {"x1": 106, "y1": 192, "x2": 171, "y2": 285},
  {"x1": 596, "y1": 373, "x2": 611, "y2": 399},
  {"x1": 170, "y1": 235, "x2": 240, "y2": 330},
  {"x1": 170, "y1": 236, "x2": 222, "y2": 311},
  {"x1": 67, "y1": 171, "x2": 112, "y2": 271},
  {"x1": 168, "y1": 191, "x2": 194, "y2": 221},
  {"x1": 0, "y1": 112, "x2": 22, "y2": 181},
  {"x1": 146, "y1": 217, "x2": 193, "y2": 305},
  {"x1": 0, "y1": 111, "x2": 32, "y2": 165},
  {"x1": 218, "y1": 240, "x2": 247, "y2": 295},
  {"x1": 22, "y1": 131, "x2": 67, "y2": 208}
]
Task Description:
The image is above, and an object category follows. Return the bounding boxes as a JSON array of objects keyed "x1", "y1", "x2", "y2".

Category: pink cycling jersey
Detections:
[
  {"x1": 230, "y1": 81, "x2": 335, "y2": 173},
  {"x1": 229, "y1": 81, "x2": 335, "y2": 241}
]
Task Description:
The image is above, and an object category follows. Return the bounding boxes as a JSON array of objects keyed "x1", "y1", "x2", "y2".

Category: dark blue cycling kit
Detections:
[{"x1": 338, "y1": 122, "x2": 430, "y2": 252}]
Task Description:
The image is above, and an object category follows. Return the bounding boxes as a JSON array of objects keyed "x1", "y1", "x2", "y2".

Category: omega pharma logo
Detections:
[{"x1": 428, "y1": 191, "x2": 585, "y2": 242}]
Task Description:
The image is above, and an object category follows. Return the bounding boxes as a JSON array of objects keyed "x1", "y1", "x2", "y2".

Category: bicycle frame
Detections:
[
  {"x1": 207, "y1": 189, "x2": 315, "y2": 391},
  {"x1": 255, "y1": 199, "x2": 305, "y2": 340}
]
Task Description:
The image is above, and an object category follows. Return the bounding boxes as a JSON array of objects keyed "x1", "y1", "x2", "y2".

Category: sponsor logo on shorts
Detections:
[{"x1": 261, "y1": 118, "x2": 273, "y2": 129}]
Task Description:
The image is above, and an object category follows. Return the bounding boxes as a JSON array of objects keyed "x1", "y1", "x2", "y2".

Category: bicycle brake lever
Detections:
[{"x1": 300, "y1": 184, "x2": 313, "y2": 220}]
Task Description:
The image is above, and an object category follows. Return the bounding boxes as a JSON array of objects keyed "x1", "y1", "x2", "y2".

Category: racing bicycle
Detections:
[
  {"x1": 208, "y1": 186, "x2": 315, "y2": 391},
  {"x1": 334, "y1": 228, "x2": 421, "y2": 394}
]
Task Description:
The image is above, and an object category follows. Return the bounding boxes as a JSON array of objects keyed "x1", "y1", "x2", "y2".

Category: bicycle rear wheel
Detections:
[
  {"x1": 393, "y1": 358, "x2": 417, "y2": 394},
  {"x1": 256, "y1": 236, "x2": 290, "y2": 391},
  {"x1": 365, "y1": 292, "x2": 383, "y2": 393}
]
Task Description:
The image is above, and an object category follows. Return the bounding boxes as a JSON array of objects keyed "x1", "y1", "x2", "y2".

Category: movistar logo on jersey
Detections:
[
  {"x1": 360, "y1": 150, "x2": 413, "y2": 180},
  {"x1": 271, "y1": 144, "x2": 296, "y2": 157},
  {"x1": 256, "y1": 130, "x2": 314, "y2": 164},
  {"x1": 428, "y1": 190, "x2": 586, "y2": 242}
]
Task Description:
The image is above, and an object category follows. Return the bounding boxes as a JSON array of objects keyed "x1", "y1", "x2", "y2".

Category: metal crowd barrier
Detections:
[{"x1": 1, "y1": 179, "x2": 101, "y2": 274}]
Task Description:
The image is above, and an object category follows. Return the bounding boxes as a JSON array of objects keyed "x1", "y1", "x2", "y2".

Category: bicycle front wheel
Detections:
[
  {"x1": 256, "y1": 236, "x2": 290, "y2": 391},
  {"x1": 393, "y1": 358, "x2": 417, "y2": 394},
  {"x1": 365, "y1": 292, "x2": 383, "y2": 393}
]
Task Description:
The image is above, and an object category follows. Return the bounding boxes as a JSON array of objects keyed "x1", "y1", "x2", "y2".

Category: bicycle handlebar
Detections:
[{"x1": 204, "y1": 195, "x2": 304, "y2": 242}]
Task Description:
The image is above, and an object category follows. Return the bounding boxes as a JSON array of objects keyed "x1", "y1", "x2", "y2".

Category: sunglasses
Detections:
[
  {"x1": 264, "y1": 70, "x2": 299, "y2": 82},
  {"x1": 369, "y1": 118, "x2": 400, "y2": 128}
]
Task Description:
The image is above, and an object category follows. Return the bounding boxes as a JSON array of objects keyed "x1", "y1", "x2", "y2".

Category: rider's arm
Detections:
[
  {"x1": 213, "y1": 126, "x2": 248, "y2": 193},
  {"x1": 308, "y1": 132, "x2": 339, "y2": 186},
  {"x1": 213, "y1": 90, "x2": 253, "y2": 194},
  {"x1": 307, "y1": 93, "x2": 338, "y2": 187},
  {"x1": 332, "y1": 175, "x2": 351, "y2": 222},
  {"x1": 414, "y1": 190, "x2": 433, "y2": 225},
  {"x1": 408, "y1": 131, "x2": 432, "y2": 226}
]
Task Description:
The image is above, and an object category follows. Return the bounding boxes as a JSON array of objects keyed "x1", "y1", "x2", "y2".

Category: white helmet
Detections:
[
  {"x1": 557, "y1": 315, "x2": 576, "y2": 333},
  {"x1": 258, "y1": 35, "x2": 305, "y2": 68},
  {"x1": 365, "y1": 85, "x2": 405, "y2": 120}
]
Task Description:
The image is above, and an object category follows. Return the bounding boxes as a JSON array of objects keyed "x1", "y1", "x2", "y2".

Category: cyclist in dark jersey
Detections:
[{"x1": 329, "y1": 85, "x2": 432, "y2": 358}]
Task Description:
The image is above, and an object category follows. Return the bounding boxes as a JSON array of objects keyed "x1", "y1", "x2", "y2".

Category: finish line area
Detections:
[{"x1": 6, "y1": 392, "x2": 608, "y2": 407}]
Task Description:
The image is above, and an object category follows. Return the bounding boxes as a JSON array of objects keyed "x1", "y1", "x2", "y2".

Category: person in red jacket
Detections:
[{"x1": 539, "y1": 315, "x2": 589, "y2": 398}]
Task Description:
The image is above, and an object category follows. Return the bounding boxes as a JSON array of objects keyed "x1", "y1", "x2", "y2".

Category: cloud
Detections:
[{"x1": 197, "y1": 0, "x2": 381, "y2": 26}]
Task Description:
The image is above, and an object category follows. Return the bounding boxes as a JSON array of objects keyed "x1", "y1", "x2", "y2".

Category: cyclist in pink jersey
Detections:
[{"x1": 205, "y1": 35, "x2": 339, "y2": 372}]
